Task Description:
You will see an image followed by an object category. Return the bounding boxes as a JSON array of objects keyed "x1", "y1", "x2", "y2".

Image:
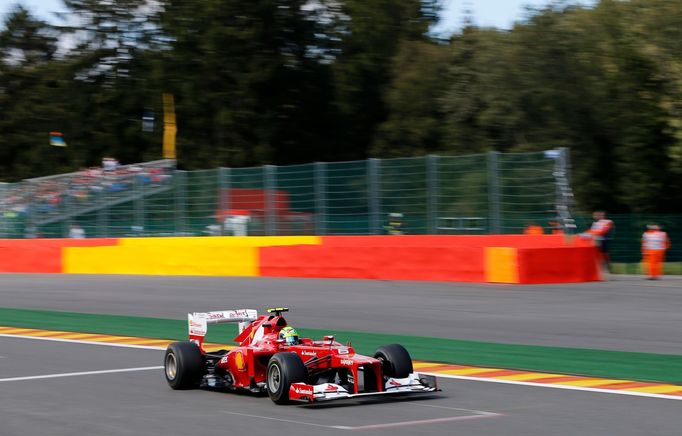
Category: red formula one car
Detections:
[{"x1": 163, "y1": 308, "x2": 439, "y2": 404}]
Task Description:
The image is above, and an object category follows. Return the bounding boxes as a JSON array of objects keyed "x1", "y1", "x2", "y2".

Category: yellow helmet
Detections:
[{"x1": 279, "y1": 326, "x2": 299, "y2": 345}]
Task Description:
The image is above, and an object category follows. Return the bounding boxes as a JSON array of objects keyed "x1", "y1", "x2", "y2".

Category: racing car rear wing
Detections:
[{"x1": 188, "y1": 309, "x2": 258, "y2": 350}]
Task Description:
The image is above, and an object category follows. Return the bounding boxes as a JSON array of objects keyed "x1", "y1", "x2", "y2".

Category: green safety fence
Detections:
[
  {"x1": 1, "y1": 152, "x2": 568, "y2": 239},
  {"x1": 3, "y1": 150, "x2": 679, "y2": 264}
]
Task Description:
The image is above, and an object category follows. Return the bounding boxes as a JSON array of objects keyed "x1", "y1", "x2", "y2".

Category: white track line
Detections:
[
  {"x1": 2, "y1": 333, "x2": 681, "y2": 401},
  {"x1": 223, "y1": 409, "x2": 501, "y2": 431},
  {"x1": 342, "y1": 413, "x2": 501, "y2": 431},
  {"x1": 413, "y1": 403, "x2": 500, "y2": 415},
  {"x1": 221, "y1": 411, "x2": 342, "y2": 430},
  {"x1": 0, "y1": 366, "x2": 163, "y2": 382},
  {"x1": 422, "y1": 372, "x2": 682, "y2": 401}
]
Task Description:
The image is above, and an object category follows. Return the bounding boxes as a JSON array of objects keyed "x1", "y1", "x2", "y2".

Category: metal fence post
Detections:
[
  {"x1": 24, "y1": 180, "x2": 34, "y2": 239},
  {"x1": 0, "y1": 183, "x2": 6, "y2": 237},
  {"x1": 134, "y1": 173, "x2": 144, "y2": 234},
  {"x1": 555, "y1": 147, "x2": 576, "y2": 234},
  {"x1": 218, "y1": 167, "x2": 230, "y2": 235},
  {"x1": 368, "y1": 158, "x2": 380, "y2": 235},
  {"x1": 61, "y1": 194, "x2": 70, "y2": 238},
  {"x1": 561, "y1": 147, "x2": 571, "y2": 186},
  {"x1": 174, "y1": 170, "x2": 187, "y2": 235},
  {"x1": 97, "y1": 185, "x2": 108, "y2": 237},
  {"x1": 314, "y1": 162, "x2": 327, "y2": 235},
  {"x1": 427, "y1": 155, "x2": 439, "y2": 234},
  {"x1": 487, "y1": 151, "x2": 501, "y2": 234},
  {"x1": 264, "y1": 165, "x2": 277, "y2": 236}
]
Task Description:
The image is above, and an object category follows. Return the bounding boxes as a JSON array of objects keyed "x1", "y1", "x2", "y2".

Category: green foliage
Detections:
[
  {"x1": 370, "y1": 40, "x2": 450, "y2": 157},
  {"x1": 441, "y1": 1, "x2": 682, "y2": 212},
  {"x1": 1, "y1": 0, "x2": 682, "y2": 212}
]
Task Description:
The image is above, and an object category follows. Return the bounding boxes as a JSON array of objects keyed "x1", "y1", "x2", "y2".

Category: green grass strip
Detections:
[
  {"x1": 611, "y1": 262, "x2": 682, "y2": 275},
  {"x1": 1, "y1": 307, "x2": 681, "y2": 384}
]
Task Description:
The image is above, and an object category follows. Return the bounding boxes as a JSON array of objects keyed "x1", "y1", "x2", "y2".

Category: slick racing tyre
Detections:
[
  {"x1": 266, "y1": 352, "x2": 308, "y2": 404},
  {"x1": 374, "y1": 344, "x2": 413, "y2": 379},
  {"x1": 164, "y1": 341, "x2": 204, "y2": 390}
]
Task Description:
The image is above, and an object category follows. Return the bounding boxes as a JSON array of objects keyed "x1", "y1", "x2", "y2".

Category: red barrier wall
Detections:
[
  {"x1": 0, "y1": 246, "x2": 62, "y2": 273},
  {"x1": 517, "y1": 246, "x2": 601, "y2": 284},
  {"x1": 262, "y1": 236, "x2": 599, "y2": 283},
  {"x1": 260, "y1": 245, "x2": 485, "y2": 282},
  {"x1": 0, "y1": 239, "x2": 118, "y2": 273},
  {"x1": 0, "y1": 238, "x2": 118, "y2": 248},
  {"x1": 321, "y1": 235, "x2": 570, "y2": 248}
]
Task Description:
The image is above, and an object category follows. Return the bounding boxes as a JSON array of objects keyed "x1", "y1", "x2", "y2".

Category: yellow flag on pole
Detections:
[{"x1": 162, "y1": 93, "x2": 177, "y2": 159}]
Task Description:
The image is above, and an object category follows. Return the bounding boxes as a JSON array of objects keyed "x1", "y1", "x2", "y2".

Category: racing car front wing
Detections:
[{"x1": 289, "y1": 373, "x2": 439, "y2": 403}]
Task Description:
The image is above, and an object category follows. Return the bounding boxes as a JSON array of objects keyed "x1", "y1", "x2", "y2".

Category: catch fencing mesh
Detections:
[{"x1": 1, "y1": 150, "x2": 573, "y2": 240}]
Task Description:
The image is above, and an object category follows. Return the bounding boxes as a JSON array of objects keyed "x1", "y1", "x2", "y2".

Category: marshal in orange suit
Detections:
[{"x1": 641, "y1": 224, "x2": 671, "y2": 280}]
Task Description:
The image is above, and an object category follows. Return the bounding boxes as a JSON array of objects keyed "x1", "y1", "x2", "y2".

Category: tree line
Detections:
[{"x1": 1, "y1": 0, "x2": 681, "y2": 212}]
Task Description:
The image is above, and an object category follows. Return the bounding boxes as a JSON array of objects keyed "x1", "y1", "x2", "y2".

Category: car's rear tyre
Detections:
[
  {"x1": 374, "y1": 344, "x2": 413, "y2": 379},
  {"x1": 266, "y1": 352, "x2": 307, "y2": 404},
  {"x1": 164, "y1": 341, "x2": 204, "y2": 390}
]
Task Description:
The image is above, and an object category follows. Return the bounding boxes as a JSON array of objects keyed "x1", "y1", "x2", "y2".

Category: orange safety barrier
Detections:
[
  {"x1": 485, "y1": 247, "x2": 520, "y2": 283},
  {"x1": 260, "y1": 245, "x2": 486, "y2": 282}
]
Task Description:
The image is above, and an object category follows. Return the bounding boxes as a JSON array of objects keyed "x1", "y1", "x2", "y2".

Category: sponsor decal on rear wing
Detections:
[{"x1": 188, "y1": 309, "x2": 258, "y2": 349}]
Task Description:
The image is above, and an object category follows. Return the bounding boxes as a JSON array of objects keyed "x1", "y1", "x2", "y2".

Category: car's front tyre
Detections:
[
  {"x1": 266, "y1": 352, "x2": 308, "y2": 404},
  {"x1": 374, "y1": 344, "x2": 413, "y2": 379},
  {"x1": 164, "y1": 341, "x2": 204, "y2": 390}
]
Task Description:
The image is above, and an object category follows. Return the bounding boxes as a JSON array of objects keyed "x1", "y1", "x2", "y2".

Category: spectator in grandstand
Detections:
[
  {"x1": 582, "y1": 211, "x2": 615, "y2": 272},
  {"x1": 102, "y1": 157, "x2": 119, "y2": 172},
  {"x1": 524, "y1": 222, "x2": 544, "y2": 235},
  {"x1": 641, "y1": 224, "x2": 670, "y2": 280},
  {"x1": 6, "y1": 160, "x2": 174, "y2": 228},
  {"x1": 69, "y1": 224, "x2": 86, "y2": 239}
]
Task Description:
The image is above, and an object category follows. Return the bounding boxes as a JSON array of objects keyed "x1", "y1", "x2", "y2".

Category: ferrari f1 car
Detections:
[{"x1": 163, "y1": 308, "x2": 439, "y2": 404}]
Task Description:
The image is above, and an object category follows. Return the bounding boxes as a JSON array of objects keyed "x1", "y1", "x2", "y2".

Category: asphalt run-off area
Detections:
[{"x1": 1, "y1": 274, "x2": 681, "y2": 435}]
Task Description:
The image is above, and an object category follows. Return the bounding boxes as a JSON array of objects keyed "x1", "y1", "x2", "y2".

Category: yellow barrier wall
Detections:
[
  {"x1": 63, "y1": 246, "x2": 258, "y2": 276},
  {"x1": 62, "y1": 236, "x2": 321, "y2": 276},
  {"x1": 485, "y1": 247, "x2": 520, "y2": 284}
]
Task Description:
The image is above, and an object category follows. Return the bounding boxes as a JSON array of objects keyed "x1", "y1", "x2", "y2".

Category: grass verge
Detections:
[
  {"x1": 611, "y1": 262, "x2": 682, "y2": 275},
  {"x1": 1, "y1": 307, "x2": 681, "y2": 384}
]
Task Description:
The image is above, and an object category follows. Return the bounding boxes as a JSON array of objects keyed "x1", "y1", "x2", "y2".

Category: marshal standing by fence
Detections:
[{"x1": 641, "y1": 224, "x2": 671, "y2": 280}]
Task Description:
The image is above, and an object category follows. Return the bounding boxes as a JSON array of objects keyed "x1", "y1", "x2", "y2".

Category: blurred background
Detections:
[{"x1": 1, "y1": 0, "x2": 681, "y2": 265}]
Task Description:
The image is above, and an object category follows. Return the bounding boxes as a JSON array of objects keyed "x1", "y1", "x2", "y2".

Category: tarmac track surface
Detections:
[
  {"x1": 1, "y1": 273, "x2": 682, "y2": 353},
  {"x1": 1, "y1": 336, "x2": 680, "y2": 436}
]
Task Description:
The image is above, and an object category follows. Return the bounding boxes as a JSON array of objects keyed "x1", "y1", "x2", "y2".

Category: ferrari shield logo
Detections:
[{"x1": 235, "y1": 351, "x2": 245, "y2": 371}]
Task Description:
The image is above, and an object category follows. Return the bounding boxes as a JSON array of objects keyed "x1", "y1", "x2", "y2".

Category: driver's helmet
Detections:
[{"x1": 279, "y1": 326, "x2": 299, "y2": 345}]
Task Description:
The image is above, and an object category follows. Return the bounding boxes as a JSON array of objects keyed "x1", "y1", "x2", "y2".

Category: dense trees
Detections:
[{"x1": 1, "y1": 0, "x2": 681, "y2": 212}]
